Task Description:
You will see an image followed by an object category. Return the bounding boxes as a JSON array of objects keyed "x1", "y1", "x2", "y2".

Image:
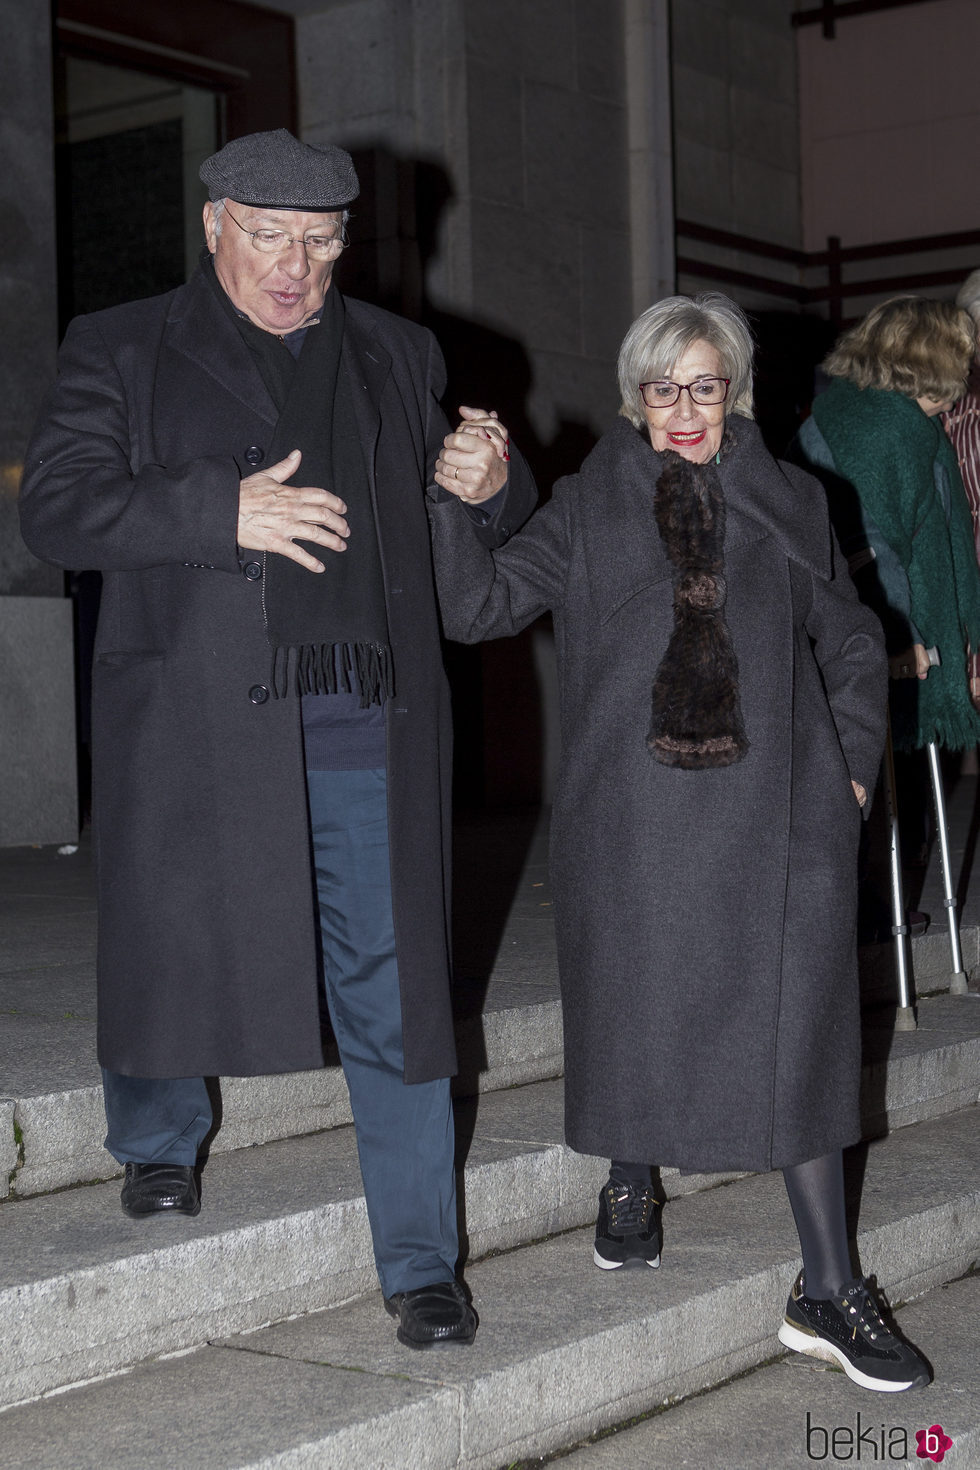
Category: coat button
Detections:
[
  {"x1": 248, "y1": 685, "x2": 270, "y2": 704},
  {"x1": 244, "y1": 445, "x2": 264, "y2": 466},
  {"x1": 243, "y1": 561, "x2": 262, "y2": 581}
]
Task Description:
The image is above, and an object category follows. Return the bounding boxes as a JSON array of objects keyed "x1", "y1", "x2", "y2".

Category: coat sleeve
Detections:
[
  {"x1": 428, "y1": 481, "x2": 571, "y2": 642},
  {"x1": 19, "y1": 313, "x2": 242, "y2": 574},
  {"x1": 421, "y1": 329, "x2": 537, "y2": 551},
  {"x1": 804, "y1": 529, "x2": 889, "y2": 798}
]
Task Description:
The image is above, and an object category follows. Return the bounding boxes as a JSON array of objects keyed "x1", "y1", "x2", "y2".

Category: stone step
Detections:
[
  {"x1": 0, "y1": 1076, "x2": 733, "y2": 1410},
  {"x1": 2, "y1": 1009, "x2": 978, "y2": 1412},
  {"x1": 3, "y1": 985, "x2": 564, "y2": 1198},
  {"x1": 5, "y1": 978, "x2": 979, "y2": 1199},
  {"x1": 1, "y1": 1104, "x2": 976, "y2": 1468},
  {"x1": 1, "y1": 814, "x2": 562, "y2": 1199},
  {"x1": 556, "y1": 1273, "x2": 980, "y2": 1469}
]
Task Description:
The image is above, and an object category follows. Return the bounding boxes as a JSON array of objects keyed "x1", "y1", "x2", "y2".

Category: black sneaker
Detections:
[
  {"x1": 777, "y1": 1272, "x2": 931, "y2": 1391},
  {"x1": 593, "y1": 1178, "x2": 661, "y2": 1270}
]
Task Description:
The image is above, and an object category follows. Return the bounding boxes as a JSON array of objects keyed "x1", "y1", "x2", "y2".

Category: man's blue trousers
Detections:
[{"x1": 103, "y1": 767, "x2": 459, "y2": 1297}]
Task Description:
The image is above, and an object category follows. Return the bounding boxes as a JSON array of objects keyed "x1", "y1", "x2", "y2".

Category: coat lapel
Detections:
[
  {"x1": 165, "y1": 268, "x2": 279, "y2": 426},
  {"x1": 719, "y1": 418, "x2": 832, "y2": 579},
  {"x1": 341, "y1": 305, "x2": 390, "y2": 485}
]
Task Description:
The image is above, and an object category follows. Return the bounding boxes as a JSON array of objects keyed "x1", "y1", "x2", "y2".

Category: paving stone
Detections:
[
  {"x1": 0, "y1": 1345, "x2": 461, "y2": 1470},
  {"x1": 0, "y1": 960, "x2": 97, "y2": 1020}
]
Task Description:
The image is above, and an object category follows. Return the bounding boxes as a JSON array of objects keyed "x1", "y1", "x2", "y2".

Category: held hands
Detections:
[
  {"x1": 888, "y1": 643, "x2": 930, "y2": 681},
  {"x1": 434, "y1": 406, "x2": 510, "y2": 505},
  {"x1": 237, "y1": 450, "x2": 349, "y2": 572},
  {"x1": 851, "y1": 781, "x2": 867, "y2": 809}
]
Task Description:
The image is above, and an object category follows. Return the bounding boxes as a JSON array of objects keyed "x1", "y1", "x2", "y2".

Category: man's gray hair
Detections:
[
  {"x1": 618, "y1": 292, "x2": 755, "y2": 428},
  {"x1": 209, "y1": 196, "x2": 351, "y2": 238},
  {"x1": 956, "y1": 268, "x2": 980, "y2": 328}
]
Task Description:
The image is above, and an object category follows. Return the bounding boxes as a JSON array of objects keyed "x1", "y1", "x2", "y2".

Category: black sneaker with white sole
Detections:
[
  {"x1": 593, "y1": 1178, "x2": 661, "y2": 1270},
  {"x1": 778, "y1": 1272, "x2": 931, "y2": 1391}
]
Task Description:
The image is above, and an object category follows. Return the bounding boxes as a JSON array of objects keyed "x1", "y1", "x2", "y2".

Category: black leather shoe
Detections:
[
  {"x1": 120, "y1": 1162, "x2": 200, "y2": 1218},
  {"x1": 383, "y1": 1280, "x2": 477, "y2": 1349}
]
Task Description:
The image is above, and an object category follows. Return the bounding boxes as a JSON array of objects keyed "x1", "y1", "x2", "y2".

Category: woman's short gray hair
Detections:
[
  {"x1": 618, "y1": 292, "x2": 755, "y2": 428},
  {"x1": 956, "y1": 268, "x2": 980, "y2": 327}
]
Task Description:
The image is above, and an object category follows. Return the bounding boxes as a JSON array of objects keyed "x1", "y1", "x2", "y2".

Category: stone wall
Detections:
[
  {"x1": 291, "y1": 0, "x2": 665, "y2": 451},
  {"x1": 671, "y1": 0, "x2": 803, "y2": 317},
  {"x1": 0, "y1": 0, "x2": 78, "y2": 844},
  {"x1": 672, "y1": 0, "x2": 801, "y2": 249}
]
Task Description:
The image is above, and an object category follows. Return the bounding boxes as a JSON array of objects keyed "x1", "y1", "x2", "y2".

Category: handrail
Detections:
[
  {"x1": 792, "y1": 0, "x2": 939, "y2": 38},
  {"x1": 675, "y1": 218, "x2": 980, "y2": 325}
]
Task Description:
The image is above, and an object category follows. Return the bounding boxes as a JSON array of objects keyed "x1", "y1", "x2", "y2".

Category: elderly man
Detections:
[{"x1": 20, "y1": 130, "x2": 535, "y2": 1349}]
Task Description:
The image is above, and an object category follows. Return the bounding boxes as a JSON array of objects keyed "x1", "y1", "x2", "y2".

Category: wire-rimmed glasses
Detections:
[{"x1": 223, "y1": 205, "x2": 349, "y2": 260}]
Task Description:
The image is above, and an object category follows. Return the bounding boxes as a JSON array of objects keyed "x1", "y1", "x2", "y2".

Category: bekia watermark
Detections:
[
  {"x1": 916, "y1": 1425, "x2": 954, "y2": 1464},
  {"x1": 805, "y1": 1412, "x2": 953, "y2": 1461}
]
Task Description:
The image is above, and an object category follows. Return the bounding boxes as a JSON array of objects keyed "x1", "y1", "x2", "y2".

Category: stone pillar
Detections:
[
  {"x1": 0, "y1": 0, "x2": 78, "y2": 845},
  {"x1": 625, "y1": 0, "x2": 675, "y2": 314}
]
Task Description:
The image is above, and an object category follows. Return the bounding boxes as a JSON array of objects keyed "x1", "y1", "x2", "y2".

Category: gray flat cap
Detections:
[{"x1": 200, "y1": 129, "x2": 359, "y2": 210}]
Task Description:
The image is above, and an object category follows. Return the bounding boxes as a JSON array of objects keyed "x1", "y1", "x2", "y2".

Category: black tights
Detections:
[
  {"x1": 781, "y1": 1149, "x2": 852, "y2": 1298},
  {"x1": 609, "y1": 1149, "x2": 852, "y2": 1299}
]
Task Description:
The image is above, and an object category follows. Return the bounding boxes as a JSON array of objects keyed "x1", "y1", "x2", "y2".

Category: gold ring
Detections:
[{"x1": 454, "y1": 466, "x2": 459, "y2": 480}]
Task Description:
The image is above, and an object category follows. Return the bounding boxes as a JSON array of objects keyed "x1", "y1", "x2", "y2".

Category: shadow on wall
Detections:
[{"x1": 342, "y1": 145, "x2": 596, "y2": 815}]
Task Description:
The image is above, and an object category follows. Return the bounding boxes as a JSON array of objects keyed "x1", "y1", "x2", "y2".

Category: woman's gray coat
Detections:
[
  {"x1": 19, "y1": 267, "x2": 534, "y2": 1083},
  {"x1": 431, "y1": 416, "x2": 887, "y2": 1171}
]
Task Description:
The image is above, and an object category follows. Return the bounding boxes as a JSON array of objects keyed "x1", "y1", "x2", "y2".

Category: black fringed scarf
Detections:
[
  {"x1": 205, "y1": 258, "x2": 393, "y2": 705},
  {"x1": 647, "y1": 440, "x2": 749, "y2": 768}
]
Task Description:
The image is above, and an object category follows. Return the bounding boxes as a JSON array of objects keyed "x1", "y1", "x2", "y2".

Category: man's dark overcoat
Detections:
[
  {"x1": 20, "y1": 266, "x2": 534, "y2": 1082},
  {"x1": 430, "y1": 416, "x2": 888, "y2": 1171}
]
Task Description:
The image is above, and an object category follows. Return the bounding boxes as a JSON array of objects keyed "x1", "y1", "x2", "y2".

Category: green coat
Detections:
[{"x1": 802, "y1": 378, "x2": 980, "y2": 751}]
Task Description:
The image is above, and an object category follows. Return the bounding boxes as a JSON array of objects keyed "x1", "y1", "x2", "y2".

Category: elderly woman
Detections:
[
  {"x1": 432, "y1": 292, "x2": 929, "y2": 1392},
  {"x1": 796, "y1": 295, "x2": 980, "y2": 755}
]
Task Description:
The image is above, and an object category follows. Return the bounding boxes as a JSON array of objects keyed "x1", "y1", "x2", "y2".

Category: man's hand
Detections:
[
  {"x1": 238, "y1": 449, "x2": 349, "y2": 572},
  {"x1": 435, "y1": 406, "x2": 510, "y2": 505}
]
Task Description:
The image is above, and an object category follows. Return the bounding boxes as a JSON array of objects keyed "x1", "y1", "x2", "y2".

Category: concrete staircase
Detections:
[{"x1": 2, "y1": 815, "x2": 979, "y2": 1468}]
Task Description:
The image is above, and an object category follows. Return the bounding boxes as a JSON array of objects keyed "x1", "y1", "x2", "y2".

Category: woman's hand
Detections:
[
  {"x1": 851, "y1": 781, "x2": 867, "y2": 809},
  {"x1": 454, "y1": 406, "x2": 510, "y2": 459},
  {"x1": 888, "y1": 643, "x2": 930, "y2": 680},
  {"x1": 435, "y1": 406, "x2": 510, "y2": 504}
]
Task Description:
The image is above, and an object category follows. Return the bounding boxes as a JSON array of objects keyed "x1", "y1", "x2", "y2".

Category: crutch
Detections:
[
  {"x1": 925, "y1": 738, "x2": 970, "y2": 995},
  {"x1": 881, "y1": 714, "x2": 917, "y2": 1030},
  {"x1": 922, "y1": 740, "x2": 969, "y2": 993},
  {"x1": 920, "y1": 646, "x2": 970, "y2": 995}
]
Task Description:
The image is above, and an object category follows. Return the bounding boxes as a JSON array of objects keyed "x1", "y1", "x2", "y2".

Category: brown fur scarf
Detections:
[{"x1": 647, "y1": 447, "x2": 749, "y2": 768}]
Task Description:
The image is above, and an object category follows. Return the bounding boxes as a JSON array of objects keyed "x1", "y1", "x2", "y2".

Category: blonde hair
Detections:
[
  {"x1": 822, "y1": 295, "x2": 974, "y2": 404},
  {"x1": 618, "y1": 292, "x2": 755, "y2": 428}
]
